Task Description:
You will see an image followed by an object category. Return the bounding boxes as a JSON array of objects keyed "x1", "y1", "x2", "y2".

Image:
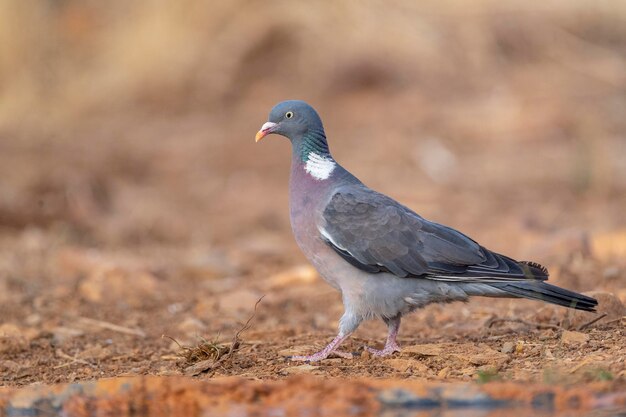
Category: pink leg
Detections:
[
  {"x1": 290, "y1": 332, "x2": 353, "y2": 362},
  {"x1": 366, "y1": 315, "x2": 401, "y2": 357}
]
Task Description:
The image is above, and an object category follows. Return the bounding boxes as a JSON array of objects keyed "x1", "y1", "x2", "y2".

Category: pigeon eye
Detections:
[{"x1": 285, "y1": 111, "x2": 294, "y2": 119}]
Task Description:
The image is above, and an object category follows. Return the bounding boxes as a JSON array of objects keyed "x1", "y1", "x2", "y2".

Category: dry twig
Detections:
[
  {"x1": 54, "y1": 349, "x2": 95, "y2": 369},
  {"x1": 165, "y1": 295, "x2": 264, "y2": 376},
  {"x1": 577, "y1": 313, "x2": 608, "y2": 331},
  {"x1": 485, "y1": 317, "x2": 561, "y2": 331},
  {"x1": 602, "y1": 316, "x2": 626, "y2": 327},
  {"x1": 78, "y1": 317, "x2": 146, "y2": 337}
]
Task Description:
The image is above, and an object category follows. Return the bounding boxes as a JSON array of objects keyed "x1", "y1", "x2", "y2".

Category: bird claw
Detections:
[
  {"x1": 329, "y1": 350, "x2": 354, "y2": 359},
  {"x1": 289, "y1": 350, "x2": 353, "y2": 362},
  {"x1": 365, "y1": 344, "x2": 401, "y2": 357}
]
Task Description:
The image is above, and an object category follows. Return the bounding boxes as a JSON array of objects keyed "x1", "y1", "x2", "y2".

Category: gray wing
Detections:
[{"x1": 320, "y1": 187, "x2": 548, "y2": 282}]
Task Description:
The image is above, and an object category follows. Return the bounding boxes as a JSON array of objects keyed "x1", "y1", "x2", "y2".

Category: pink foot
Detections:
[
  {"x1": 366, "y1": 315, "x2": 402, "y2": 357},
  {"x1": 288, "y1": 332, "x2": 351, "y2": 362},
  {"x1": 365, "y1": 343, "x2": 401, "y2": 357},
  {"x1": 290, "y1": 350, "x2": 353, "y2": 362}
]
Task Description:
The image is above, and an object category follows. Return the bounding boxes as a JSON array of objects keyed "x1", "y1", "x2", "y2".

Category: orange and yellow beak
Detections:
[{"x1": 255, "y1": 122, "x2": 278, "y2": 142}]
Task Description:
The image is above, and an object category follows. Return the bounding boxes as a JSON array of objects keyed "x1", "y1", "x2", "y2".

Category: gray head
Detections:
[{"x1": 255, "y1": 100, "x2": 326, "y2": 144}]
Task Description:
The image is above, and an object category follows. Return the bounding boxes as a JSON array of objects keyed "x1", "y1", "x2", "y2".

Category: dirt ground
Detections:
[
  {"x1": 0, "y1": 0, "x2": 625, "y2": 394},
  {"x1": 0, "y1": 234, "x2": 624, "y2": 388}
]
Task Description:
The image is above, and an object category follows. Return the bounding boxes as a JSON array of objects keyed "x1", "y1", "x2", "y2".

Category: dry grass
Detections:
[{"x1": 165, "y1": 296, "x2": 263, "y2": 376}]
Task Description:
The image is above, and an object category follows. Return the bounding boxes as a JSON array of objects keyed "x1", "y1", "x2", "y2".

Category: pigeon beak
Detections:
[{"x1": 255, "y1": 122, "x2": 278, "y2": 142}]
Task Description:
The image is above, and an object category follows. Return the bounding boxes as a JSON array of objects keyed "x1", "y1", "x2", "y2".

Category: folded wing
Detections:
[{"x1": 320, "y1": 186, "x2": 548, "y2": 282}]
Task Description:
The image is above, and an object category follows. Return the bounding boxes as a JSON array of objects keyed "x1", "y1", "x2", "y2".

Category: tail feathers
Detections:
[
  {"x1": 490, "y1": 281, "x2": 598, "y2": 312},
  {"x1": 519, "y1": 261, "x2": 549, "y2": 278}
]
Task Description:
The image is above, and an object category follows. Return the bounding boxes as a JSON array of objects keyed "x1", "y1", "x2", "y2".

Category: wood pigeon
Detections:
[{"x1": 255, "y1": 100, "x2": 597, "y2": 362}]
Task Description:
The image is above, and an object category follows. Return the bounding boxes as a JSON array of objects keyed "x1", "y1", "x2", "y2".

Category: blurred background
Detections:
[
  {"x1": 0, "y1": 0, "x2": 625, "y2": 385},
  {"x1": 2, "y1": 0, "x2": 625, "y2": 248}
]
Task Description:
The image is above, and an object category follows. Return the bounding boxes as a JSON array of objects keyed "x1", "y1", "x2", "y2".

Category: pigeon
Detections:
[{"x1": 255, "y1": 100, "x2": 597, "y2": 362}]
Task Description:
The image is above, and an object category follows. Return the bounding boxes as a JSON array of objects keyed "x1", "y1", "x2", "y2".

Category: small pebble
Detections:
[{"x1": 501, "y1": 342, "x2": 515, "y2": 354}]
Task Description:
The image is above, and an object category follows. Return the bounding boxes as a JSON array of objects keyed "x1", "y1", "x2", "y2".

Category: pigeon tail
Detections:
[{"x1": 488, "y1": 281, "x2": 598, "y2": 312}]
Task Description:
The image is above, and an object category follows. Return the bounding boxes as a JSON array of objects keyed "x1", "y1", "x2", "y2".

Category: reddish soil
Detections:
[{"x1": 1, "y1": 375, "x2": 625, "y2": 416}]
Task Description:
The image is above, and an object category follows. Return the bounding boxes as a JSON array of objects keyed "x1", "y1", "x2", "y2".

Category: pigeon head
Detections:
[
  {"x1": 256, "y1": 100, "x2": 331, "y2": 167},
  {"x1": 257, "y1": 101, "x2": 336, "y2": 180},
  {"x1": 255, "y1": 100, "x2": 326, "y2": 145}
]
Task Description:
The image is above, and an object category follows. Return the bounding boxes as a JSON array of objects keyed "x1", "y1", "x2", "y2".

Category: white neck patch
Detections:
[{"x1": 304, "y1": 152, "x2": 336, "y2": 180}]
